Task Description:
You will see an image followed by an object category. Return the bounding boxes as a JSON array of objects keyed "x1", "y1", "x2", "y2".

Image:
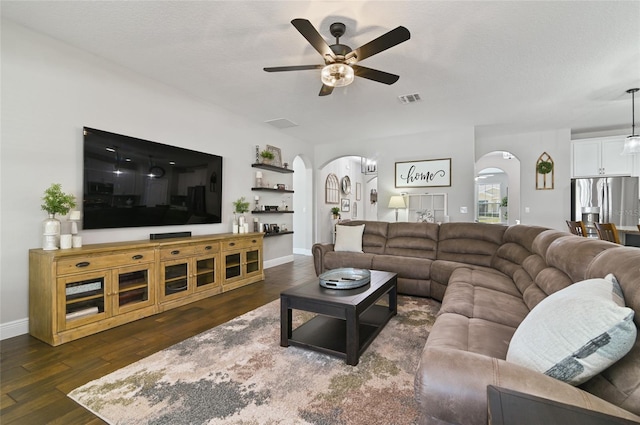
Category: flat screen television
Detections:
[{"x1": 83, "y1": 127, "x2": 223, "y2": 229}]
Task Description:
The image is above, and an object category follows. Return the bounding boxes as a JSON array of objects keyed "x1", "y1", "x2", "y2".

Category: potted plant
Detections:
[
  {"x1": 42, "y1": 183, "x2": 77, "y2": 217},
  {"x1": 233, "y1": 197, "x2": 250, "y2": 231},
  {"x1": 260, "y1": 150, "x2": 275, "y2": 165},
  {"x1": 500, "y1": 196, "x2": 508, "y2": 221},
  {"x1": 41, "y1": 183, "x2": 77, "y2": 250},
  {"x1": 331, "y1": 207, "x2": 341, "y2": 219}
]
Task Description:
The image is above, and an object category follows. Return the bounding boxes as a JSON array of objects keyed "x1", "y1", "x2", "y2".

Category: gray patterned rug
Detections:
[{"x1": 68, "y1": 295, "x2": 439, "y2": 425}]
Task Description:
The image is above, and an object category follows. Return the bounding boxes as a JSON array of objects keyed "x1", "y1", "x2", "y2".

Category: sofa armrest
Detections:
[
  {"x1": 311, "y1": 243, "x2": 334, "y2": 276},
  {"x1": 415, "y1": 347, "x2": 640, "y2": 425}
]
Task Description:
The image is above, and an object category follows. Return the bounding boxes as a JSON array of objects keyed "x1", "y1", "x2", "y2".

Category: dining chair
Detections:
[
  {"x1": 594, "y1": 222, "x2": 621, "y2": 244},
  {"x1": 565, "y1": 220, "x2": 588, "y2": 237}
]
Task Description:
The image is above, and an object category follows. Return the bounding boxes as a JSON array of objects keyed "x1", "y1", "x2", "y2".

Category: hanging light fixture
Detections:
[
  {"x1": 621, "y1": 88, "x2": 640, "y2": 155},
  {"x1": 321, "y1": 63, "x2": 355, "y2": 87}
]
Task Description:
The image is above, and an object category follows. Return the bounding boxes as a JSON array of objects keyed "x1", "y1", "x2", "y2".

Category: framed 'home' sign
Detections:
[{"x1": 395, "y1": 158, "x2": 452, "y2": 188}]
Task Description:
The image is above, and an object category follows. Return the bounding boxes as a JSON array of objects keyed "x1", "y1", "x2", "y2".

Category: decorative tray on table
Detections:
[{"x1": 319, "y1": 268, "x2": 371, "y2": 290}]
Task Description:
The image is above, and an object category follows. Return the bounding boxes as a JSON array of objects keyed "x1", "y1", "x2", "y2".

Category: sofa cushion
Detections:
[
  {"x1": 323, "y1": 251, "x2": 375, "y2": 271},
  {"x1": 384, "y1": 222, "x2": 439, "y2": 259},
  {"x1": 437, "y1": 222, "x2": 505, "y2": 267},
  {"x1": 339, "y1": 220, "x2": 388, "y2": 254},
  {"x1": 334, "y1": 224, "x2": 365, "y2": 253},
  {"x1": 507, "y1": 274, "x2": 637, "y2": 386},
  {"x1": 440, "y1": 269, "x2": 530, "y2": 329},
  {"x1": 371, "y1": 254, "x2": 432, "y2": 280}
]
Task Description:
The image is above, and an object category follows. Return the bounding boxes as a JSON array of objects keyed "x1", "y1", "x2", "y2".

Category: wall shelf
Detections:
[
  {"x1": 252, "y1": 210, "x2": 294, "y2": 214},
  {"x1": 251, "y1": 187, "x2": 294, "y2": 193},
  {"x1": 264, "y1": 231, "x2": 294, "y2": 237},
  {"x1": 252, "y1": 163, "x2": 294, "y2": 174}
]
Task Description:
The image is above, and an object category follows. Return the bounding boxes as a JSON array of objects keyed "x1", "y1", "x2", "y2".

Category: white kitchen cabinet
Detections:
[{"x1": 572, "y1": 137, "x2": 633, "y2": 177}]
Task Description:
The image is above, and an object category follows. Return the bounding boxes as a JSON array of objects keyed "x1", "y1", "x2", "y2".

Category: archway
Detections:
[{"x1": 475, "y1": 151, "x2": 520, "y2": 225}]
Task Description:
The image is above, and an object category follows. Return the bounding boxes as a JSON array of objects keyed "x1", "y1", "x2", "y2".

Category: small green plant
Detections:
[
  {"x1": 233, "y1": 197, "x2": 250, "y2": 214},
  {"x1": 500, "y1": 196, "x2": 508, "y2": 207},
  {"x1": 41, "y1": 183, "x2": 76, "y2": 216},
  {"x1": 260, "y1": 150, "x2": 275, "y2": 160},
  {"x1": 331, "y1": 207, "x2": 340, "y2": 216},
  {"x1": 537, "y1": 160, "x2": 553, "y2": 174}
]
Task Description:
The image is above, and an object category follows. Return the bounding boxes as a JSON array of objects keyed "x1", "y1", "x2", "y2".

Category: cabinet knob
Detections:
[
  {"x1": 132, "y1": 254, "x2": 144, "y2": 260},
  {"x1": 229, "y1": 242, "x2": 236, "y2": 247},
  {"x1": 75, "y1": 261, "x2": 90, "y2": 268},
  {"x1": 204, "y1": 245, "x2": 212, "y2": 250},
  {"x1": 252, "y1": 240, "x2": 257, "y2": 243},
  {"x1": 171, "y1": 250, "x2": 180, "y2": 255}
]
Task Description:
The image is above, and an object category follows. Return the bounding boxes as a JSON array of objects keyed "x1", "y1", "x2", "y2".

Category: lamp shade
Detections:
[
  {"x1": 388, "y1": 195, "x2": 406, "y2": 209},
  {"x1": 621, "y1": 134, "x2": 640, "y2": 155}
]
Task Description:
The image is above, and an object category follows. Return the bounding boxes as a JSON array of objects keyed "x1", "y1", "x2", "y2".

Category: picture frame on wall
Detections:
[
  {"x1": 266, "y1": 145, "x2": 282, "y2": 167},
  {"x1": 341, "y1": 198, "x2": 350, "y2": 212},
  {"x1": 395, "y1": 158, "x2": 452, "y2": 188},
  {"x1": 355, "y1": 182, "x2": 362, "y2": 201}
]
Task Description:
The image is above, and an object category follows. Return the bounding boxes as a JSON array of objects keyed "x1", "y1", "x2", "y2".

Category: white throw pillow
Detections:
[
  {"x1": 506, "y1": 274, "x2": 636, "y2": 386},
  {"x1": 334, "y1": 224, "x2": 365, "y2": 253}
]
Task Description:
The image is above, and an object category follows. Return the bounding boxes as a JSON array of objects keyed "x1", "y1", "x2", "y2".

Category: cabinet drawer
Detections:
[
  {"x1": 159, "y1": 245, "x2": 198, "y2": 260},
  {"x1": 57, "y1": 250, "x2": 155, "y2": 275},
  {"x1": 193, "y1": 242, "x2": 219, "y2": 255},
  {"x1": 221, "y1": 237, "x2": 260, "y2": 251}
]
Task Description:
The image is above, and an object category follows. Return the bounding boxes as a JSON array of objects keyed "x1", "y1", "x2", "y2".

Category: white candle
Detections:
[
  {"x1": 255, "y1": 171, "x2": 263, "y2": 178},
  {"x1": 255, "y1": 195, "x2": 260, "y2": 201}
]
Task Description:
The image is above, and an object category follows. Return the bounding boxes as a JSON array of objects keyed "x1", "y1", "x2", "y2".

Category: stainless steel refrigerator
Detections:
[{"x1": 570, "y1": 177, "x2": 639, "y2": 237}]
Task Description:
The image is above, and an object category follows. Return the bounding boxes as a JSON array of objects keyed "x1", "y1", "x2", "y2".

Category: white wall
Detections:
[
  {"x1": 314, "y1": 127, "x2": 476, "y2": 243},
  {"x1": 476, "y1": 129, "x2": 571, "y2": 230},
  {"x1": 0, "y1": 21, "x2": 311, "y2": 337}
]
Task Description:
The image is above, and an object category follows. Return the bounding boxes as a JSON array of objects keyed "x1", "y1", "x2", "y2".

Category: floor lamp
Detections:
[{"x1": 388, "y1": 195, "x2": 406, "y2": 222}]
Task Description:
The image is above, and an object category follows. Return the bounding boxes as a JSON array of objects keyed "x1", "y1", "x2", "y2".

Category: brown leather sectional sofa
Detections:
[{"x1": 311, "y1": 221, "x2": 640, "y2": 424}]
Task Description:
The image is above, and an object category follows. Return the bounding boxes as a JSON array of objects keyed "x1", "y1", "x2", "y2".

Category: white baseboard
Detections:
[
  {"x1": 293, "y1": 248, "x2": 312, "y2": 256},
  {"x1": 1, "y1": 317, "x2": 29, "y2": 340},
  {"x1": 263, "y1": 255, "x2": 294, "y2": 269}
]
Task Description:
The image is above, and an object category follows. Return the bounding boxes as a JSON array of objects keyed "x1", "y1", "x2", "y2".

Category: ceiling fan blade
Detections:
[
  {"x1": 347, "y1": 26, "x2": 410, "y2": 63},
  {"x1": 352, "y1": 65, "x2": 400, "y2": 85},
  {"x1": 291, "y1": 19, "x2": 336, "y2": 61},
  {"x1": 319, "y1": 84, "x2": 334, "y2": 96},
  {"x1": 264, "y1": 65, "x2": 323, "y2": 72}
]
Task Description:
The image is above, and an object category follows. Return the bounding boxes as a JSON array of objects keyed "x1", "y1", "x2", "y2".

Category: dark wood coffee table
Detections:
[{"x1": 280, "y1": 270, "x2": 397, "y2": 366}]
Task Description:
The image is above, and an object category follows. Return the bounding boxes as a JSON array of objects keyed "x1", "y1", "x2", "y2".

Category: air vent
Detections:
[
  {"x1": 398, "y1": 93, "x2": 422, "y2": 104},
  {"x1": 265, "y1": 118, "x2": 298, "y2": 129}
]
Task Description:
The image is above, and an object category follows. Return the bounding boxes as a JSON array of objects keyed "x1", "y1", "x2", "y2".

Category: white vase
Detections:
[{"x1": 42, "y1": 213, "x2": 60, "y2": 250}]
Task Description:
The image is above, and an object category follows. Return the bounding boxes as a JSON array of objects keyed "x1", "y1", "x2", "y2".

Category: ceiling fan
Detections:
[{"x1": 264, "y1": 19, "x2": 410, "y2": 96}]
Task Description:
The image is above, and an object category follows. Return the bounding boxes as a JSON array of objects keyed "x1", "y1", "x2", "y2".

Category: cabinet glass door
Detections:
[
  {"x1": 195, "y1": 255, "x2": 217, "y2": 290},
  {"x1": 245, "y1": 249, "x2": 260, "y2": 275},
  {"x1": 163, "y1": 262, "x2": 189, "y2": 297},
  {"x1": 115, "y1": 264, "x2": 154, "y2": 314},
  {"x1": 225, "y1": 252, "x2": 242, "y2": 280},
  {"x1": 58, "y1": 272, "x2": 108, "y2": 330}
]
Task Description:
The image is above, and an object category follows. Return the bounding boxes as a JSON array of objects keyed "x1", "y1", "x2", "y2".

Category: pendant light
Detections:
[{"x1": 621, "y1": 88, "x2": 640, "y2": 155}]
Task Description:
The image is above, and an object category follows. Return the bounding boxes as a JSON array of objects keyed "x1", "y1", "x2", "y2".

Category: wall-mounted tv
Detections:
[{"x1": 83, "y1": 127, "x2": 223, "y2": 230}]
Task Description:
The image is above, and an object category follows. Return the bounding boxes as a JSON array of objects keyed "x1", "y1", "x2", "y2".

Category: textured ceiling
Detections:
[{"x1": 2, "y1": 1, "x2": 639, "y2": 144}]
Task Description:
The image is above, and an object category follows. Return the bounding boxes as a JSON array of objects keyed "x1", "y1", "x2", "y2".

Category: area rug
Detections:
[{"x1": 68, "y1": 295, "x2": 439, "y2": 425}]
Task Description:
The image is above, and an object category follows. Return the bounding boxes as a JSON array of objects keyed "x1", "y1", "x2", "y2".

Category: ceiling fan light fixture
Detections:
[
  {"x1": 321, "y1": 63, "x2": 354, "y2": 87},
  {"x1": 622, "y1": 88, "x2": 640, "y2": 155}
]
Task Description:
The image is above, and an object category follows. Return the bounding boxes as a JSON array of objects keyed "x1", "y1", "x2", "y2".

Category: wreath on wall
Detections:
[{"x1": 537, "y1": 160, "x2": 553, "y2": 174}]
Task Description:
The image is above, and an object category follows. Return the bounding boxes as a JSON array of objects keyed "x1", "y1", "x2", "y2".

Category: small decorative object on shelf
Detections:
[
  {"x1": 260, "y1": 149, "x2": 275, "y2": 165},
  {"x1": 255, "y1": 171, "x2": 263, "y2": 187},
  {"x1": 41, "y1": 183, "x2": 76, "y2": 250},
  {"x1": 331, "y1": 207, "x2": 341, "y2": 219}
]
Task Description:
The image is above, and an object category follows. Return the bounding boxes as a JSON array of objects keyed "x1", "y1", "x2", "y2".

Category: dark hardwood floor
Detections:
[{"x1": 1, "y1": 255, "x2": 316, "y2": 424}]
